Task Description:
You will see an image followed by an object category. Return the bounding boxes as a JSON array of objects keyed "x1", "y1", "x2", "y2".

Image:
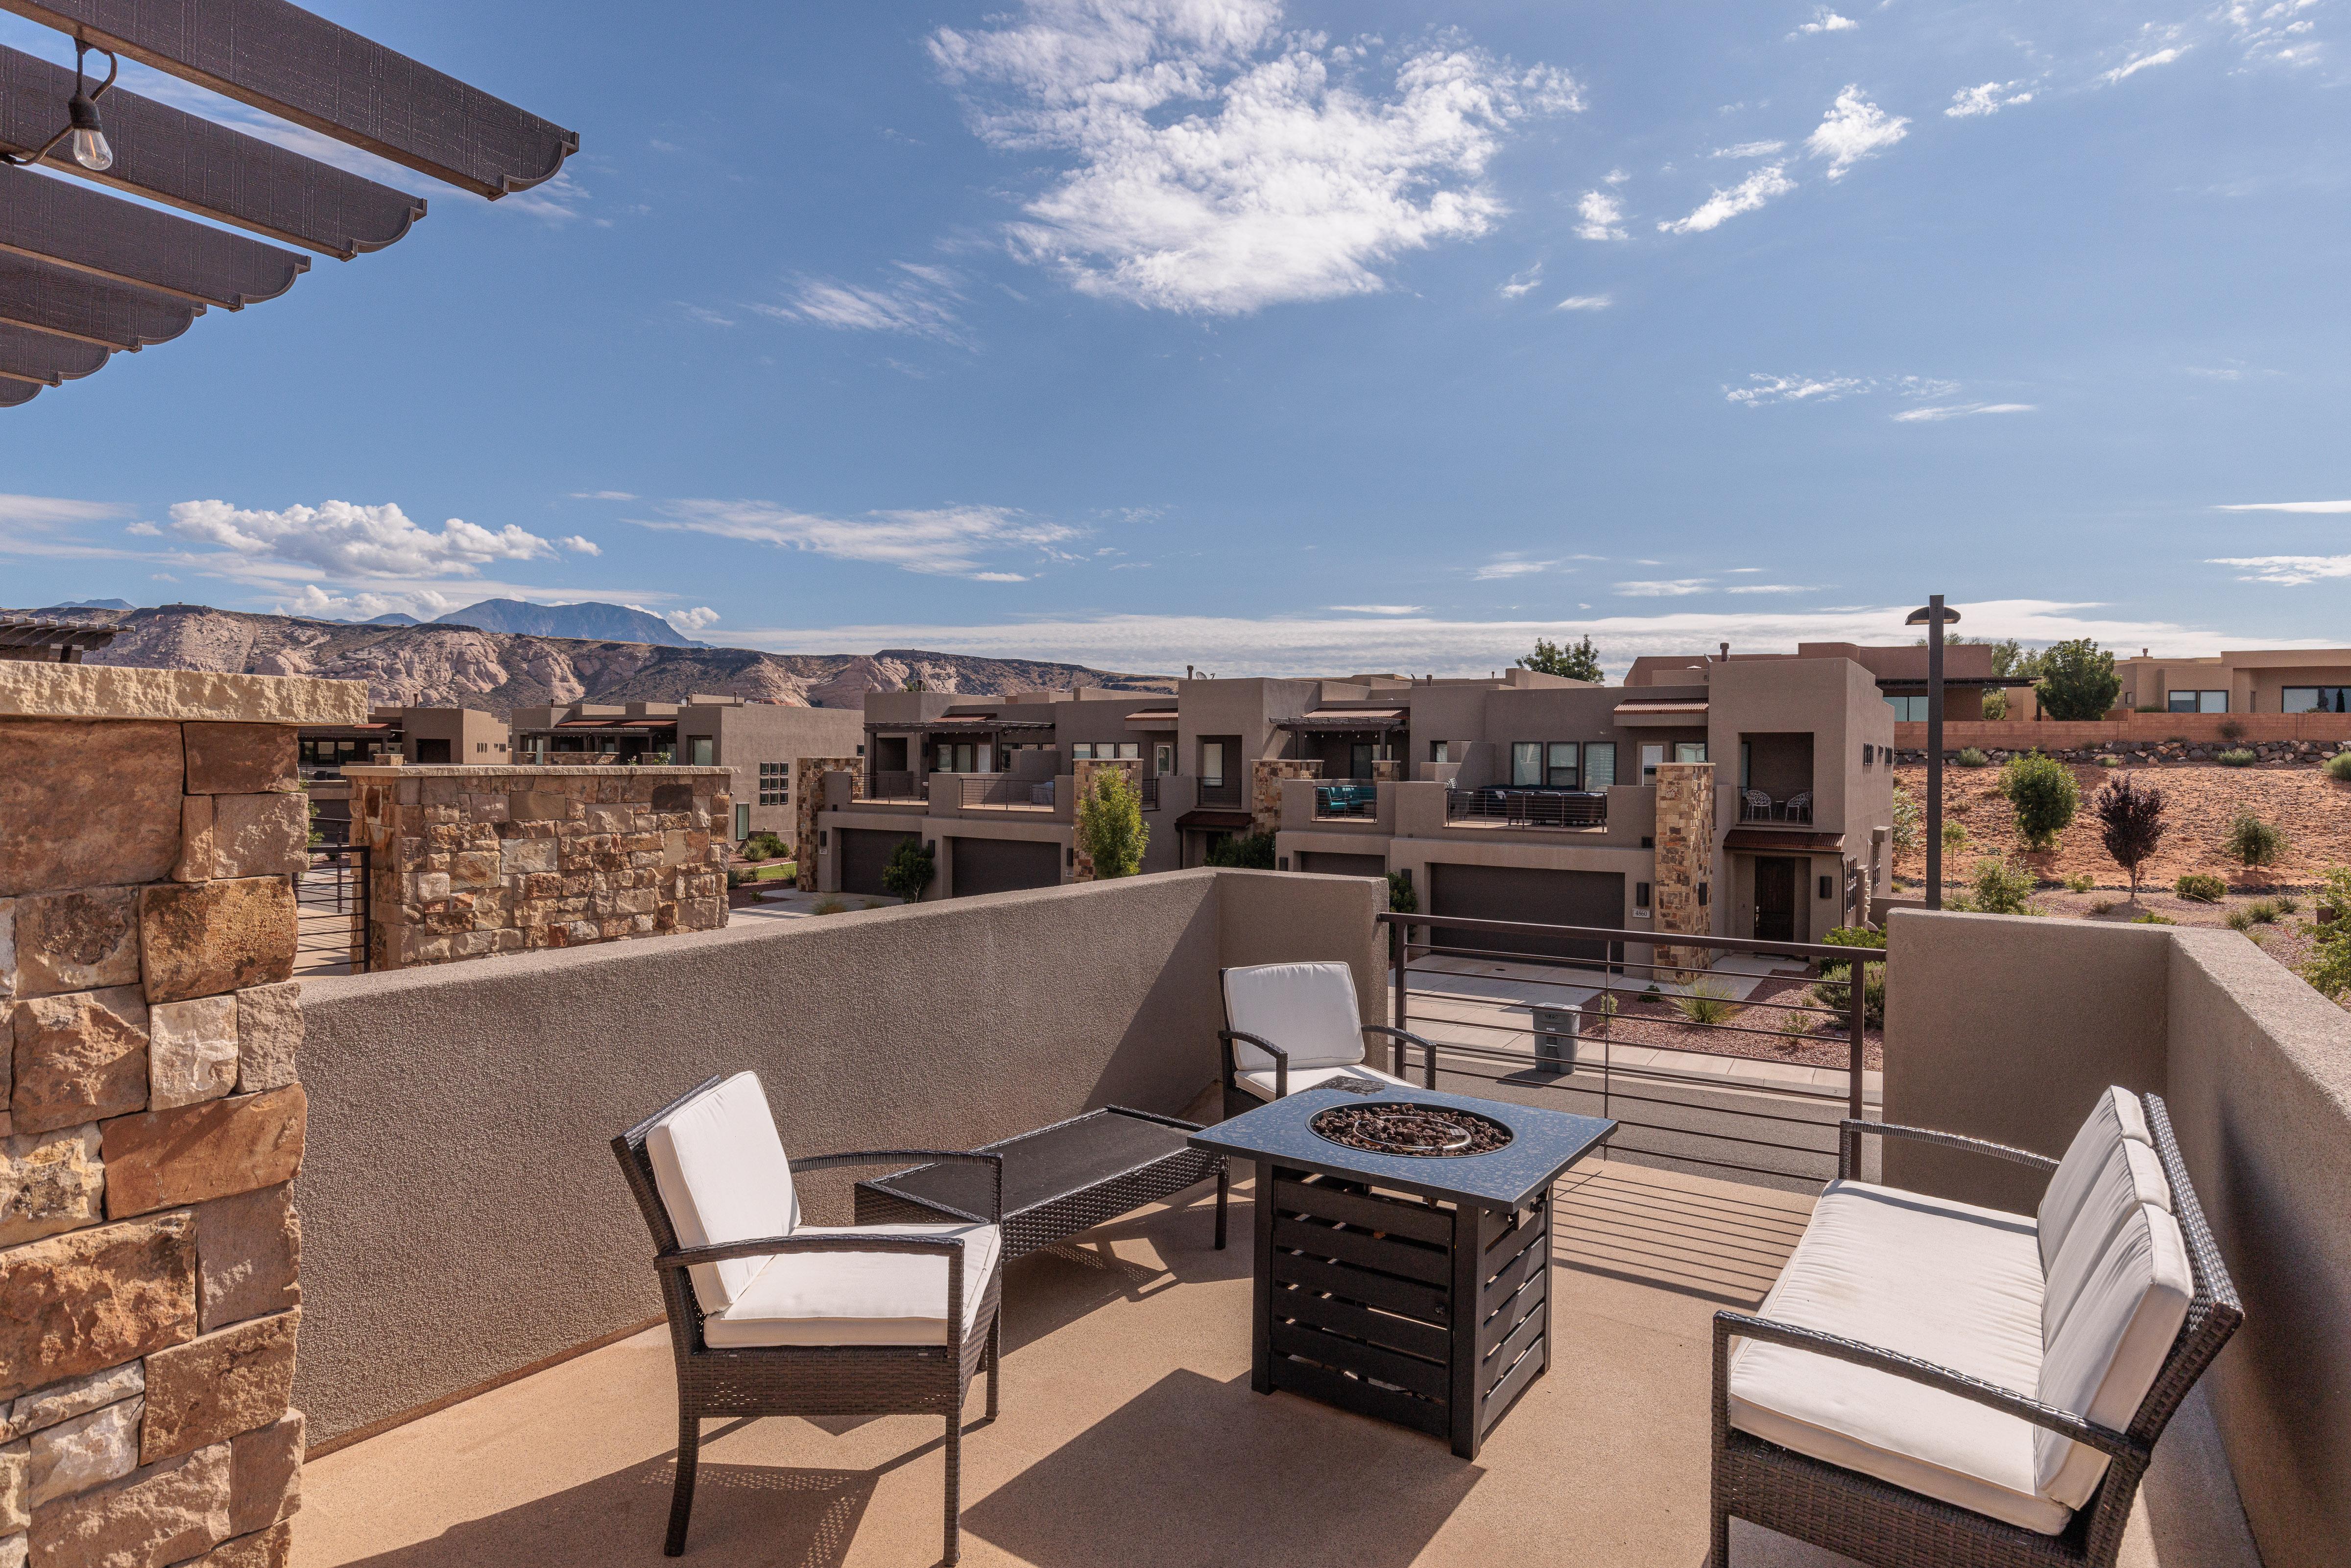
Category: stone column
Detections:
[
  {"x1": 1652, "y1": 760, "x2": 1716, "y2": 977},
  {"x1": 1250, "y1": 759, "x2": 1322, "y2": 838},
  {"x1": 1069, "y1": 759, "x2": 1143, "y2": 881},
  {"x1": 0, "y1": 662, "x2": 363, "y2": 1568},
  {"x1": 793, "y1": 757, "x2": 860, "y2": 893},
  {"x1": 1369, "y1": 759, "x2": 1403, "y2": 783}
]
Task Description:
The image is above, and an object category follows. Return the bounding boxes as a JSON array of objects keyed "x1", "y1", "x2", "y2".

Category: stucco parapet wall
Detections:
[
  {"x1": 0, "y1": 663, "x2": 368, "y2": 725},
  {"x1": 339, "y1": 765, "x2": 732, "y2": 781}
]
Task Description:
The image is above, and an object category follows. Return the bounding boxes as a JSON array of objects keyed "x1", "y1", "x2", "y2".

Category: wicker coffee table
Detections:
[{"x1": 854, "y1": 1106, "x2": 1228, "y2": 1258}]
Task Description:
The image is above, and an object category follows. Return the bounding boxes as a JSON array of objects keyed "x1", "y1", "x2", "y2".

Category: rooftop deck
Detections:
[{"x1": 293, "y1": 1161, "x2": 2255, "y2": 1568}]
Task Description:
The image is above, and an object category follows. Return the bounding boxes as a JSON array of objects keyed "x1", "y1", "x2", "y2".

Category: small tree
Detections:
[
  {"x1": 2301, "y1": 867, "x2": 2351, "y2": 998},
  {"x1": 1205, "y1": 832, "x2": 1276, "y2": 869},
  {"x1": 1075, "y1": 767, "x2": 1149, "y2": 879},
  {"x1": 1517, "y1": 635, "x2": 1604, "y2": 683},
  {"x1": 2001, "y1": 751, "x2": 2079, "y2": 850},
  {"x1": 881, "y1": 837, "x2": 935, "y2": 902},
  {"x1": 2035, "y1": 639, "x2": 2122, "y2": 721},
  {"x1": 2091, "y1": 774, "x2": 2166, "y2": 901},
  {"x1": 2226, "y1": 811, "x2": 2284, "y2": 870},
  {"x1": 1969, "y1": 856, "x2": 2040, "y2": 914},
  {"x1": 1890, "y1": 778, "x2": 1922, "y2": 856},
  {"x1": 1980, "y1": 687, "x2": 2009, "y2": 720},
  {"x1": 1386, "y1": 871, "x2": 1417, "y2": 914}
]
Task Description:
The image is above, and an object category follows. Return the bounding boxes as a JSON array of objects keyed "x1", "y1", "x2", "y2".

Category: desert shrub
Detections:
[
  {"x1": 2325, "y1": 751, "x2": 2351, "y2": 782},
  {"x1": 2096, "y1": 755, "x2": 2121, "y2": 768},
  {"x1": 1970, "y1": 857, "x2": 2040, "y2": 915},
  {"x1": 1942, "y1": 820, "x2": 1968, "y2": 852},
  {"x1": 1810, "y1": 962, "x2": 1887, "y2": 1030},
  {"x1": 1980, "y1": 688, "x2": 2009, "y2": 720},
  {"x1": 1818, "y1": 924, "x2": 1887, "y2": 977},
  {"x1": 1387, "y1": 871, "x2": 1417, "y2": 914},
  {"x1": 1777, "y1": 1008, "x2": 1813, "y2": 1042},
  {"x1": 1205, "y1": 832, "x2": 1276, "y2": 870},
  {"x1": 2219, "y1": 718, "x2": 2246, "y2": 742},
  {"x1": 813, "y1": 896, "x2": 847, "y2": 915},
  {"x1": 2226, "y1": 907, "x2": 2255, "y2": 932},
  {"x1": 2089, "y1": 897, "x2": 2117, "y2": 915},
  {"x1": 2064, "y1": 872, "x2": 2095, "y2": 893},
  {"x1": 1890, "y1": 779, "x2": 1921, "y2": 855},
  {"x1": 742, "y1": 831, "x2": 789, "y2": 861},
  {"x1": 1674, "y1": 980, "x2": 1743, "y2": 1025},
  {"x1": 2133, "y1": 912, "x2": 2176, "y2": 925},
  {"x1": 2299, "y1": 868, "x2": 2351, "y2": 998},
  {"x1": 2247, "y1": 899, "x2": 2281, "y2": 924},
  {"x1": 2091, "y1": 773, "x2": 2166, "y2": 900},
  {"x1": 2217, "y1": 748, "x2": 2256, "y2": 768},
  {"x1": 1075, "y1": 768, "x2": 1148, "y2": 879},
  {"x1": 2277, "y1": 895, "x2": 2302, "y2": 914},
  {"x1": 2175, "y1": 873, "x2": 2227, "y2": 904},
  {"x1": 2226, "y1": 812, "x2": 2284, "y2": 868},
  {"x1": 2001, "y1": 752, "x2": 2079, "y2": 850},
  {"x1": 1957, "y1": 747, "x2": 1989, "y2": 768},
  {"x1": 881, "y1": 838, "x2": 936, "y2": 902}
]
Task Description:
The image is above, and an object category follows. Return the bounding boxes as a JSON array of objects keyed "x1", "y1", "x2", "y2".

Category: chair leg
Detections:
[
  {"x1": 985, "y1": 1308, "x2": 1003, "y2": 1422},
  {"x1": 1214, "y1": 1161, "x2": 1229, "y2": 1250},
  {"x1": 665, "y1": 1406, "x2": 700, "y2": 1557},
  {"x1": 1708, "y1": 1495, "x2": 1729, "y2": 1568},
  {"x1": 943, "y1": 1408, "x2": 962, "y2": 1565}
]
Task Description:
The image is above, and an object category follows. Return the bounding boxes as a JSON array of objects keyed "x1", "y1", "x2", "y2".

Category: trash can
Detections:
[{"x1": 1532, "y1": 1003, "x2": 1580, "y2": 1070}]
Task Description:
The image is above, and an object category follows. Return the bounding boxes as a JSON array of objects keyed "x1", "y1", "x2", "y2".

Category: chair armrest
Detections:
[
  {"x1": 1713, "y1": 1311, "x2": 2145, "y2": 1464},
  {"x1": 1364, "y1": 1024, "x2": 1440, "y2": 1089},
  {"x1": 794, "y1": 1149, "x2": 1006, "y2": 1224},
  {"x1": 1837, "y1": 1119, "x2": 2060, "y2": 1182},
  {"x1": 1219, "y1": 1029, "x2": 1288, "y2": 1099},
  {"x1": 657, "y1": 1232, "x2": 983, "y2": 1272}
]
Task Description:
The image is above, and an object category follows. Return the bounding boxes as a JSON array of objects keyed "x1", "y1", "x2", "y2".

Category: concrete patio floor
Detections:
[{"x1": 294, "y1": 1162, "x2": 2260, "y2": 1568}]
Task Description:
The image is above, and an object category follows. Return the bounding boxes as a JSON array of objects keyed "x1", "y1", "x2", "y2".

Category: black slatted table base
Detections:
[{"x1": 1259, "y1": 1167, "x2": 1552, "y2": 1458}]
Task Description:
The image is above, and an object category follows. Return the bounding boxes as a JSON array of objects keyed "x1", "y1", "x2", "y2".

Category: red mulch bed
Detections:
[{"x1": 1581, "y1": 974, "x2": 1882, "y2": 1072}]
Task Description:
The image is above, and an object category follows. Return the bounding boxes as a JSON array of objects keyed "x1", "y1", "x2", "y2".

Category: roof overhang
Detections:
[
  {"x1": 1612, "y1": 701, "x2": 1707, "y2": 727},
  {"x1": 1724, "y1": 829, "x2": 1847, "y2": 853},
  {"x1": 0, "y1": 617, "x2": 120, "y2": 653},
  {"x1": 1277, "y1": 709, "x2": 1406, "y2": 733},
  {"x1": 1125, "y1": 710, "x2": 1178, "y2": 725}
]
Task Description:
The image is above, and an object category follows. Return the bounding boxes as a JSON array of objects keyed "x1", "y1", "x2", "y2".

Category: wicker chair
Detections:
[
  {"x1": 1783, "y1": 791, "x2": 1814, "y2": 824},
  {"x1": 1741, "y1": 788, "x2": 1775, "y2": 822},
  {"x1": 612, "y1": 1072, "x2": 1005, "y2": 1563},
  {"x1": 1216, "y1": 960, "x2": 1438, "y2": 1119},
  {"x1": 1710, "y1": 1090, "x2": 2240, "y2": 1568}
]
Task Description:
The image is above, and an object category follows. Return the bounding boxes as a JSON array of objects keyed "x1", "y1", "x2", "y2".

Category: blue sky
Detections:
[{"x1": 2, "y1": 0, "x2": 2346, "y2": 675}]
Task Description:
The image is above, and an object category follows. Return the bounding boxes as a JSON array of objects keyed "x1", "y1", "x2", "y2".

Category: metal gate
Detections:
[{"x1": 295, "y1": 842, "x2": 370, "y2": 974}]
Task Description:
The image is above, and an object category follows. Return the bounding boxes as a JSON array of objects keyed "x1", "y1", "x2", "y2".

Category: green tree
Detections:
[
  {"x1": 1988, "y1": 638, "x2": 2043, "y2": 682},
  {"x1": 2301, "y1": 867, "x2": 2351, "y2": 998},
  {"x1": 1387, "y1": 871, "x2": 1417, "y2": 913},
  {"x1": 1890, "y1": 777, "x2": 1922, "y2": 856},
  {"x1": 2001, "y1": 751, "x2": 2080, "y2": 850},
  {"x1": 881, "y1": 838, "x2": 935, "y2": 902},
  {"x1": 1075, "y1": 768, "x2": 1149, "y2": 879},
  {"x1": 1517, "y1": 635, "x2": 1604, "y2": 682},
  {"x1": 2035, "y1": 639, "x2": 2122, "y2": 721},
  {"x1": 1205, "y1": 832, "x2": 1277, "y2": 869}
]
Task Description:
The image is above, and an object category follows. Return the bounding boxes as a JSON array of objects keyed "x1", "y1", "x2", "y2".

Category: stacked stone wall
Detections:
[
  {"x1": 1652, "y1": 761, "x2": 1716, "y2": 975},
  {"x1": 793, "y1": 757, "x2": 861, "y2": 893},
  {"x1": 345, "y1": 766, "x2": 731, "y2": 971},
  {"x1": 1070, "y1": 759, "x2": 1142, "y2": 881},
  {"x1": 0, "y1": 663, "x2": 361, "y2": 1568},
  {"x1": 1251, "y1": 759, "x2": 1323, "y2": 838}
]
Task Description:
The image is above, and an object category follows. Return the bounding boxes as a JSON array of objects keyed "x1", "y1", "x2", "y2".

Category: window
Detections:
[
  {"x1": 1675, "y1": 742, "x2": 1708, "y2": 764},
  {"x1": 1154, "y1": 742, "x2": 1174, "y2": 775},
  {"x1": 733, "y1": 804, "x2": 749, "y2": 841},
  {"x1": 1114, "y1": 742, "x2": 1140, "y2": 760},
  {"x1": 1585, "y1": 742, "x2": 1616, "y2": 787},
  {"x1": 1885, "y1": 694, "x2": 1928, "y2": 721},
  {"x1": 759, "y1": 761, "x2": 789, "y2": 806},
  {"x1": 1511, "y1": 742, "x2": 1542, "y2": 786},
  {"x1": 686, "y1": 736, "x2": 715, "y2": 766},
  {"x1": 1640, "y1": 743, "x2": 1665, "y2": 782},
  {"x1": 1634, "y1": 881, "x2": 1652, "y2": 913},
  {"x1": 1201, "y1": 741, "x2": 1226, "y2": 784},
  {"x1": 2283, "y1": 687, "x2": 2351, "y2": 713},
  {"x1": 1740, "y1": 740, "x2": 1752, "y2": 790},
  {"x1": 2168, "y1": 690, "x2": 2228, "y2": 714},
  {"x1": 1070, "y1": 742, "x2": 1095, "y2": 760},
  {"x1": 1546, "y1": 742, "x2": 1580, "y2": 788},
  {"x1": 1430, "y1": 741, "x2": 1449, "y2": 764}
]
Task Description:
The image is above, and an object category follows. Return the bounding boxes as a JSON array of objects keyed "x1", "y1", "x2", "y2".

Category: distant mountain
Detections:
[
  {"x1": 361, "y1": 612, "x2": 422, "y2": 626},
  {"x1": 434, "y1": 599, "x2": 703, "y2": 647},
  {"x1": 0, "y1": 603, "x2": 1174, "y2": 715},
  {"x1": 31, "y1": 598, "x2": 134, "y2": 613}
]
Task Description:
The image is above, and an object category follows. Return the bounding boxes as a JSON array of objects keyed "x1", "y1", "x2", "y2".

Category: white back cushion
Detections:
[
  {"x1": 1223, "y1": 962, "x2": 1367, "y2": 1072},
  {"x1": 2039, "y1": 1088, "x2": 2155, "y2": 1272},
  {"x1": 2034, "y1": 1204, "x2": 2192, "y2": 1506},
  {"x1": 2042, "y1": 1139, "x2": 2173, "y2": 1338},
  {"x1": 645, "y1": 1071, "x2": 800, "y2": 1312}
]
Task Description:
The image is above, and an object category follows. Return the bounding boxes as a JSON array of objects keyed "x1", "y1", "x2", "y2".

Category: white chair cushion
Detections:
[
  {"x1": 1728, "y1": 1180, "x2": 2067, "y2": 1535},
  {"x1": 2038, "y1": 1088, "x2": 2155, "y2": 1273},
  {"x1": 645, "y1": 1072, "x2": 800, "y2": 1313},
  {"x1": 1223, "y1": 962, "x2": 1368, "y2": 1073},
  {"x1": 705, "y1": 1223, "x2": 1002, "y2": 1348},
  {"x1": 1234, "y1": 1063, "x2": 1413, "y2": 1102},
  {"x1": 2042, "y1": 1139, "x2": 2173, "y2": 1340},
  {"x1": 2035, "y1": 1204, "x2": 2192, "y2": 1506}
]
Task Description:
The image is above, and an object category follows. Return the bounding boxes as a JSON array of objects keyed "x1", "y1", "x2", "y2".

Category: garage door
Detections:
[
  {"x1": 1427, "y1": 863, "x2": 1625, "y2": 962},
  {"x1": 1298, "y1": 852, "x2": 1388, "y2": 879},
  {"x1": 840, "y1": 829, "x2": 917, "y2": 897},
  {"x1": 952, "y1": 836, "x2": 1062, "y2": 897}
]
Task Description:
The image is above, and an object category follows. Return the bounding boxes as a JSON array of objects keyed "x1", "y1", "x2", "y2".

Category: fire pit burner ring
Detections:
[{"x1": 1309, "y1": 1101, "x2": 1514, "y2": 1159}]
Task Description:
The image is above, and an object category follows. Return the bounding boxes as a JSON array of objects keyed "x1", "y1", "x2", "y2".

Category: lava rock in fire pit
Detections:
[{"x1": 1309, "y1": 1101, "x2": 1515, "y2": 1158}]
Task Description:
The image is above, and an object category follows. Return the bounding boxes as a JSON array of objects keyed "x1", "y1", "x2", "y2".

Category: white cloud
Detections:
[
  {"x1": 556, "y1": 535, "x2": 602, "y2": 556},
  {"x1": 501, "y1": 169, "x2": 592, "y2": 224},
  {"x1": 0, "y1": 493, "x2": 133, "y2": 528},
  {"x1": 928, "y1": 0, "x2": 1581, "y2": 313},
  {"x1": 1793, "y1": 8, "x2": 1859, "y2": 36},
  {"x1": 1330, "y1": 604, "x2": 1425, "y2": 614},
  {"x1": 2215, "y1": 499, "x2": 2351, "y2": 513},
  {"x1": 570, "y1": 491, "x2": 637, "y2": 501},
  {"x1": 667, "y1": 606, "x2": 721, "y2": 634},
  {"x1": 1575, "y1": 189, "x2": 1627, "y2": 240},
  {"x1": 1805, "y1": 86, "x2": 1908, "y2": 178},
  {"x1": 1498, "y1": 263, "x2": 1544, "y2": 298},
  {"x1": 1726, "y1": 373, "x2": 1866, "y2": 405},
  {"x1": 1471, "y1": 554, "x2": 1560, "y2": 580},
  {"x1": 1725, "y1": 583, "x2": 1824, "y2": 594},
  {"x1": 2102, "y1": 47, "x2": 2185, "y2": 84},
  {"x1": 1711, "y1": 140, "x2": 1786, "y2": 157},
  {"x1": 278, "y1": 584, "x2": 472, "y2": 621},
  {"x1": 2209, "y1": 554, "x2": 2351, "y2": 585},
  {"x1": 1890, "y1": 402, "x2": 2035, "y2": 422},
  {"x1": 636, "y1": 499, "x2": 1083, "y2": 579},
  {"x1": 1946, "y1": 81, "x2": 2034, "y2": 117},
  {"x1": 1616, "y1": 579, "x2": 1714, "y2": 596},
  {"x1": 125, "y1": 521, "x2": 164, "y2": 537},
  {"x1": 2225, "y1": 0, "x2": 2324, "y2": 67},
  {"x1": 1556, "y1": 294, "x2": 1611, "y2": 311},
  {"x1": 167, "y1": 500, "x2": 562, "y2": 580},
  {"x1": 753, "y1": 264, "x2": 968, "y2": 343},
  {"x1": 1658, "y1": 164, "x2": 1795, "y2": 233},
  {"x1": 1895, "y1": 375, "x2": 1963, "y2": 398}
]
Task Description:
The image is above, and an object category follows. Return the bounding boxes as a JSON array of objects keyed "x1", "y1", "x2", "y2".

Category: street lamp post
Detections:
[{"x1": 1906, "y1": 597, "x2": 1961, "y2": 910}]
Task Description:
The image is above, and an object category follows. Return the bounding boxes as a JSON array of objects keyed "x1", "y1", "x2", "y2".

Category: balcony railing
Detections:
[
  {"x1": 1444, "y1": 786, "x2": 1608, "y2": 830},
  {"x1": 958, "y1": 773, "x2": 1054, "y2": 811},
  {"x1": 1737, "y1": 791, "x2": 1815, "y2": 824},
  {"x1": 869, "y1": 770, "x2": 921, "y2": 801},
  {"x1": 1139, "y1": 776, "x2": 1160, "y2": 811},
  {"x1": 1314, "y1": 783, "x2": 1378, "y2": 820},
  {"x1": 1197, "y1": 778, "x2": 1242, "y2": 808}
]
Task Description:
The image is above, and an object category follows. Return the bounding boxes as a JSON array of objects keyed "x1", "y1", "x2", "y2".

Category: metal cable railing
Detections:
[
  {"x1": 1443, "y1": 787, "x2": 1608, "y2": 830},
  {"x1": 295, "y1": 842, "x2": 370, "y2": 974}
]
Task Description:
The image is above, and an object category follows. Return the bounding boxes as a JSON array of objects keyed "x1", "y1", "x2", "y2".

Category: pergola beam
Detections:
[
  {"x1": 0, "y1": 45, "x2": 426, "y2": 259},
  {"x1": 0, "y1": 163, "x2": 307, "y2": 307},
  {"x1": 0, "y1": 319, "x2": 110, "y2": 382},
  {"x1": 0, "y1": 249, "x2": 197, "y2": 349},
  {"x1": 0, "y1": 0, "x2": 579, "y2": 199}
]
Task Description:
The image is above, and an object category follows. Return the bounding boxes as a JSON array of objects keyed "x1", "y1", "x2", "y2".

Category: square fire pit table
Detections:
[
  {"x1": 853, "y1": 1105, "x2": 1227, "y2": 1259},
  {"x1": 1188, "y1": 1081, "x2": 1614, "y2": 1459}
]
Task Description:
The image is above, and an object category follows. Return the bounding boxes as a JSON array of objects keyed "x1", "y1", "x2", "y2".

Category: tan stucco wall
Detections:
[
  {"x1": 291, "y1": 867, "x2": 1382, "y2": 1447},
  {"x1": 1881, "y1": 909, "x2": 2351, "y2": 1568}
]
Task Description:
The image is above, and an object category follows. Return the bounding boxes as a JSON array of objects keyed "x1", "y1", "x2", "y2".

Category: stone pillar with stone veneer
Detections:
[
  {"x1": 0, "y1": 662, "x2": 362, "y2": 1568},
  {"x1": 1651, "y1": 760, "x2": 1717, "y2": 976},
  {"x1": 1250, "y1": 759, "x2": 1323, "y2": 838},
  {"x1": 343, "y1": 765, "x2": 733, "y2": 971},
  {"x1": 792, "y1": 756, "x2": 860, "y2": 893},
  {"x1": 1069, "y1": 758, "x2": 1143, "y2": 882}
]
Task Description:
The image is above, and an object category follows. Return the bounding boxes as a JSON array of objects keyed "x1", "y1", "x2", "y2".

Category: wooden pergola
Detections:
[{"x1": 0, "y1": 0, "x2": 577, "y2": 405}]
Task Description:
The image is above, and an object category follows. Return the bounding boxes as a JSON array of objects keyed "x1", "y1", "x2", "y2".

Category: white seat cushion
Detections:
[
  {"x1": 1728, "y1": 1180, "x2": 2068, "y2": 1535},
  {"x1": 2035, "y1": 1204, "x2": 2192, "y2": 1506},
  {"x1": 706, "y1": 1223, "x2": 1002, "y2": 1348},
  {"x1": 645, "y1": 1072, "x2": 800, "y2": 1313},
  {"x1": 1223, "y1": 962, "x2": 1367, "y2": 1073},
  {"x1": 1234, "y1": 1063, "x2": 1413, "y2": 1102},
  {"x1": 2043, "y1": 1139, "x2": 2173, "y2": 1338},
  {"x1": 2039, "y1": 1088, "x2": 2155, "y2": 1273}
]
